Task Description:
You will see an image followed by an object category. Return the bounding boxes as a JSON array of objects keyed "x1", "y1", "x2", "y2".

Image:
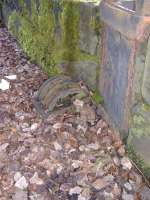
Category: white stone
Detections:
[
  {"x1": 73, "y1": 99, "x2": 84, "y2": 112},
  {"x1": 113, "y1": 156, "x2": 120, "y2": 166},
  {"x1": 15, "y1": 176, "x2": 28, "y2": 190},
  {"x1": 21, "y1": 123, "x2": 29, "y2": 129},
  {"x1": 14, "y1": 172, "x2": 22, "y2": 182},
  {"x1": 0, "y1": 143, "x2": 9, "y2": 152},
  {"x1": 0, "y1": 79, "x2": 10, "y2": 90},
  {"x1": 69, "y1": 186, "x2": 82, "y2": 195},
  {"x1": 79, "y1": 145, "x2": 86, "y2": 152},
  {"x1": 56, "y1": 165, "x2": 63, "y2": 175},
  {"x1": 97, "y1": 127, "x2": 102, "y2": 135},
  {"x1": 30, "y1": 172, "x2": 44, "y2": 185},
  {"x1": 52, "y1": 123, "x2": 62, "y2": 130},
  {"x1": 124, "y1": 182, "x2": 132, "y2": 191},
  {"x1": 87, "y1": 143, "x2": 99, "y2": 150},
  {"x1": 5, "y1": 75, "x2": 17, "y2": 80},
  {"x1": 72, "y1": 160, "x2": 83, "y2": 169},
  {"x1": 77, "y1": 125, "x2": 87, "y2": 134},
  {"x1": 121, "y1": 157, "x2": 132, "y2": 170},
  {"x1": 30, "y1": 123, "x2": 38, "y2": 131},
  {"x1": 68, "y1": 148, "x2": 76, "y2": 154},
  {"x1": 53, "y1": 142, "x2": 62, "y2": 151}
]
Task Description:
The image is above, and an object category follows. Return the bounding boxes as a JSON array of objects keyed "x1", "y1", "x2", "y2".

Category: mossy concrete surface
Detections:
[
  {"x1": 142, "y1": 36, "x2": 150, "y2": 105},
  {"x1": 1, "y1": 0, "x2": 101, "y2": 90},
  {"x1": 127, "y1": 36, "x2": 150, "y2": 179}
]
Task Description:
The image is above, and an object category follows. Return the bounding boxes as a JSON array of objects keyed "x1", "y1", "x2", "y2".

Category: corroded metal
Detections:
[
  {"x1": 33, "y1": 75, "x2": 84, "y2": 118},
  {"x1": 38, "y1": 75, "x2": 71, "y2": 100}
]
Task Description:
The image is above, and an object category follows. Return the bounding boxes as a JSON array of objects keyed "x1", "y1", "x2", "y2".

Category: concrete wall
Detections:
[{"x1": 1, "y1": 0, "x2": 102, "y2": 90}]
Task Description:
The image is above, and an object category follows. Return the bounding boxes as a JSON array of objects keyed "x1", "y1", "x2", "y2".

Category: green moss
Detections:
[
  {"x1": 8, "y1": 0, "x2": 61, "y2": 76},
  {"x1": 142, "y1": 102, "x2": 150, "y2": 111},
  {"x1": 8, "y1": 0, "x2": 81, "y2": 76},
  {"x1": 8, "y1": 11, "x2": 19, "y2": 36},
  {"x1": 133, "y1": 114, "x2": 145, "y2": 125},
  {"x1": 75, "y1": 90, "x2": 87, "y2": 100},
  {"x1": 90, "y1": 8, "x2": 101, "y2": 37},
  {"x1": 52, "y1": 48, "x2": 98, "y2": 65},
  {"x1": 129, "y1": 111, "x2": 150, "y2": 139},
  {"x1": 91, "y1": 89, "x2": 104, "y2": 104},
  {"x1": 61, "y1": 0, "x2": 80, "y2": 76},
  {"x1": 89, "y1": 9, "x2": 102, "y2": 87},
  {"x1": 8, "y1": 0, "x2": 100, "y2": 84},
  {"x1": 128, "y1": 145, "x2": 150, "y2": 180},
  {"x1": 129, "y1": 127, "x2": 144, "y2": 137}
]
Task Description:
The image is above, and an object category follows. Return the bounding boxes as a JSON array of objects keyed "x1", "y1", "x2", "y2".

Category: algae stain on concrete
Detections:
[
  {"x1": 127, "y1": 102, "x2": 150, "y2": 179},
  {"x1": 8, "y1": 0, "x2": 61, "y2": 75},
  {"x1": 7, "y1": 0, "x2": 101, "y2": 90},
  {"x1": 61, "y1": 0, "x2": 80, "y2": 76},
  {"x1": 8, "y1": 0, "x2": 81, "y2": 76}
]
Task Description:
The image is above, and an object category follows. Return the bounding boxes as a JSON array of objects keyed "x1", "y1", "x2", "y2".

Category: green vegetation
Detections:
[
  {"x1": 91, "y1": 89, "x2": 104, "y2": 104},
  {"x1": 8, "y1": 0, "x2": 59, "y2": 75},
  {"x1": 128, "y1": 145, "x2": 150, "y2": 180},
  {"x1": 7, "y1": 0, "x2": 100, "y2": 82},
  {"x1": 8, "y1": 0, "x2": 80, "y2": 75},
  {"x1": 61, "y1": 0, "x2": 80, "y2": 76}
]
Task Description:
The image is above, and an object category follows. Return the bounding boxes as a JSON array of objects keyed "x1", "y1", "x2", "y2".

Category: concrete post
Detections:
[{"x1": 100, "y1": 0, "x2": 150, "y2": 177}]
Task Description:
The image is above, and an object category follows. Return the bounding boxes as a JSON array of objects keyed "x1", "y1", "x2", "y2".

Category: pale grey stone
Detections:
[
  {"x1": 12, "y1": 189, "x2": 28, "y2": 200},
  {"x1": 69, "y1": 186, "x2": 82, "y2": 195},
  {"x1": 15, "y1": 176, "x2": 28, "y2": 190}
]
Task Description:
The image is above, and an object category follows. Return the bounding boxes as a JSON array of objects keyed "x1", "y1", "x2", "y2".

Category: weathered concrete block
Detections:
[
  {"x1": 127, "y1": 32, "x2": 150, "y2": 179},
  {"x1": 79, "y1": 2, "x2": 100, "y2": 55},
  {"x1": 73, "y1": 61, "x2": 98, "y2": 89},
  {"x1": 100, "y1": 0, "x2": 150, "y2": 178},
  {"x1": 57, "y1": 60, "x2": 98, "y2": 90},
  {"x1": 131, "y1": 39, "x2": 147, "y2": 105},
  {"x1": 100, "y1": 25, "x2": 131, "y2": 132}
]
